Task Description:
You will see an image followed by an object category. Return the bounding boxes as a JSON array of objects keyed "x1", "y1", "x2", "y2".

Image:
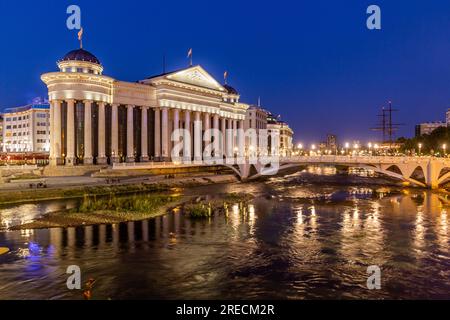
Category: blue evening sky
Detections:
[{"x1": 1, "y1": 0, "x2": 450, "y2": 144}]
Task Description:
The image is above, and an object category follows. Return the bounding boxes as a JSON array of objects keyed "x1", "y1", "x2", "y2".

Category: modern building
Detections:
[
  {"x1": 446, "y1": 109, "x2": 450, "y2": 126},
  {"x1": 244, "y1": 105, "x2": 268, "y2": 155},
  {"x1": 41, "y1": 47, "x2": 249, "y2": 166},
  {"x1": 1, "y1": 101, "x2": 50, "y2": 153},
  {"x1": 326, "y1": 134, "x2": 337, "y2": 153},
  {"x1": 415, "y1": 121, "x2": 446, "y2": 137}
]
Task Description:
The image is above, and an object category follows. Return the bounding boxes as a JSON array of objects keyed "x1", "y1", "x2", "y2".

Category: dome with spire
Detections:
[
  {"x1": 57, "y1": 48, "x2": 104, "y2": 75},
  {"x1": 60, "y1": 48, "x2": 101, "y2": 65}
]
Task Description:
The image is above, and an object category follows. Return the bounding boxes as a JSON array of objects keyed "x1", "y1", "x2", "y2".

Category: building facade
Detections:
[
  {"x1": 326, "y1": 134, "x2": 337, "y2": 153},
  {"x1": 41, "y1": 48, "x2": 248, "y2": 166},
  {"x1": 1, "y1": 102, "x2": 50, "y2": 153},
  {"x1": 244, "y1": 105, "x2": 268, "y2": 155},
  {"x1": 266, "y1": 112, "x2": 293, "y2": 157},
  {"x1": 415, "y1": 121, "x2": 446, "y2": 137}
]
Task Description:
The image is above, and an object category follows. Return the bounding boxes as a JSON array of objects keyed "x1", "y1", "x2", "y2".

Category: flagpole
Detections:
[{"x1": 78, "y1": 27, "x2": 84, "y2": 49}]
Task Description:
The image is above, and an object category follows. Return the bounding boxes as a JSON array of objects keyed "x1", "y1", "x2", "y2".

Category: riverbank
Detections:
[
  {"x1": 0, "y1": 173, "x2": 238, "y2": 206},
  {"x1": 8, "y1": 189, "x2": 253, "y2": 231},
  {"x1": 10, "y1": 195, "x2": 187, "y2": 230}
]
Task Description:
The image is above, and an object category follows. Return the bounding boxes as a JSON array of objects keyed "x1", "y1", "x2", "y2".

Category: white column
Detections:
[
  {"x1": 173, "y1": 108, "x2": 180, "y2": 160},
  {"x1": 97, "y1": 101, "x2": 107, "y2": 164},
  {"x1": 183, "y1": 110, "x2": 191, "y2": 163},
  {"x1": 194, "y1": 111, "x2": 202, "y2": 163},
  {"x1": 111, "y1": 103, "x2": 120, "y2": 163},
  {"x1": 140, "y1": 106, "x2": 149, "y2": 162},
  {"x1": 49, "y1": 100, "x2": 54, "y2": 159},
  {"x1": 66, "y1": 99, "x2": 76, "y2": 165},
  {"x1": 126, "y1": 104, "x2": 135, "y2": 162},
  {"x1": 221, "y1": 117, "x2": 226, "y2": 159},
  {"x1": 154, "y1": 108, "x2": 161, "y2": 161},
  {"x1": 233, "y1": 119, "x2": 238, "y2": 157},
  {"x1": 237, "y1": 119, "x2": 245, "y2": 159},
  {"x1": 213, "y1": 114, "x2": 220, "y2": 160},
  {"x1": 83, "y1": 100, "x2": 93, "y2": 164},
  {"x1": 161, "y1": 107, "x2": 169, "y2": 161},
  {"x1": 203, "y1": 112, "x2": 211, "y2": 160},
  {"x1": 51, "y1": 100, "x2": 62, "y2": 165},
  {"x1": 226, "y1": 118, "x2": 234, "y2": 163}
]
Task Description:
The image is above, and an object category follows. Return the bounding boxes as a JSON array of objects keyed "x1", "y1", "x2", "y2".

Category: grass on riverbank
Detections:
[
  {"x1": 78, "y1": 193, "x2": 177, "y2": 213},
  {"x1": 11, "y1": 192, "x2": 183, "y2": 230}
]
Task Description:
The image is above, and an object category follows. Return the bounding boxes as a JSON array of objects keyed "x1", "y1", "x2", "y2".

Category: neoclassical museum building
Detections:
[{"x1": 41, "y1": 47, "x2": 248, "y2": 166}]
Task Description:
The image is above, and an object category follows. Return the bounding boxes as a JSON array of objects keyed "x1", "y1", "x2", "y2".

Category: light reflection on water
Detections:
[{"x1": 0, "y1": 180, "x2": 449, "y2": 299}]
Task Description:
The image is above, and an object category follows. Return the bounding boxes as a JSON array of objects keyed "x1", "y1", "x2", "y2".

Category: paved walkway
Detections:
[{"x1": 0, "y1": 172, "x2": 234, "y2": 192}]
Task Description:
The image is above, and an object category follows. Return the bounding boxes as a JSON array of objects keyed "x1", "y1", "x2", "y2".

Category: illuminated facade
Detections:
[
  {"x1": 266, "y1": 113, "x2": 293, "y2": 157},
  {"x1": 41, "y1": 48, "x2": 248, "y2": 166},
  {"x1": 244, "y1": 105, "x2": 268, "y2": 155},
  {"x1": 1, "y1": 103, "x2": 50, "y2": 153}
]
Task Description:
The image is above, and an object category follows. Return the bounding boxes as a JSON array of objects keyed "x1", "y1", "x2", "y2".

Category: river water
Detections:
[{"x1": 0, "y1": 171, "x2": 449, "y2": 299}]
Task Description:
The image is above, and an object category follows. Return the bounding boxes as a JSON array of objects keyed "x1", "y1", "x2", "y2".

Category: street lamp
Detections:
[
  {"x1": 345, "y1": 142, "x2": 350, "y2": 155},
  {"x1": 418, "y1": 143, "x2": 422, "y2": 156},
  {"x1": 443, "y1": 144, "x2": 447, "y2": 157},
  {"x1": 374, "y1": 144, "x2": 379, "y2": 156},
  {"x1": 310, "y1": 144, "x2": 316, "y2": 156},
  {"x1": 368, "y1": 142, "x2": 373, "y2": 156},
  {"x1": 297, "y1": 143, "x2": 303, "y2": 156}
]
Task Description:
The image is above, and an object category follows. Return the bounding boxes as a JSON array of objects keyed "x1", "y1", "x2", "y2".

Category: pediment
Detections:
[{"x1": 165, "y1": 66, "x2": 225, "y2": 91}]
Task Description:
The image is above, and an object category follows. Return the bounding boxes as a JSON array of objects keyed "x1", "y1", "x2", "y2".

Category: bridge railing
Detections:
[{"x1": 279, "y1": 155, "x2": 447, "y2": 164}]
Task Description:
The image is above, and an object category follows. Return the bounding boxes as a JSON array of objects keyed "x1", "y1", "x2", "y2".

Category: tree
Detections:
[{"x1": 399, "y1": 127, "x2": 450, "y2": 155}]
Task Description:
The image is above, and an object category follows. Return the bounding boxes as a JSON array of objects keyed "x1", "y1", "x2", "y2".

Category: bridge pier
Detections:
[{"x1": 425, "y1": 160, "x2": 441, "y2": 189}]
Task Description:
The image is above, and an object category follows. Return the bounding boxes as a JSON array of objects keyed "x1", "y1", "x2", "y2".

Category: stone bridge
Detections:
[{"x1": 225, "y1": 155, "x2": 450, "y2": 189}]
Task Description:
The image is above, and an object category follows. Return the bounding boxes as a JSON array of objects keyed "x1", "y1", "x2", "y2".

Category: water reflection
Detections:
[{"x1": 0, "y1": 182, "x2": 449, "y2": 299}]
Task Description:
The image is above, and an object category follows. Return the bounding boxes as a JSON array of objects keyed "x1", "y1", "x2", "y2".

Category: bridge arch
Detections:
[{"x1": 222, "y1": 156, "x2": 450, "y2": 188}]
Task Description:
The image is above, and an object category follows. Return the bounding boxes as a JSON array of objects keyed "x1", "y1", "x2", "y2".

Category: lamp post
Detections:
[
  {"x1": 310, "y1": 144, "x2": 316, "y2": 156},
  {"x1": 345, "y1": 142, "x2": 350, "y2": 155},
  {"x1": 297, "y1": 143, "x2": 303, "y2": 156},
  {"x1": 418, "y1": 143, "x2": 422, "y2": 156},
  {"x1": 443, "y1": 144, "x2": 447, "y2": 157},
  {"x1": 353, "y1": 143, "x2": 359, "y2": 156},
  {"x1": 368, "y1": 142, "x2": 373, "y2": 156}
]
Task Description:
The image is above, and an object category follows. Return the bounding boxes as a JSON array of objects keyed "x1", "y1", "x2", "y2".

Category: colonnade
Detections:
[{"x1": 49, "y1": 99, "x2": 244, "y2": 165}]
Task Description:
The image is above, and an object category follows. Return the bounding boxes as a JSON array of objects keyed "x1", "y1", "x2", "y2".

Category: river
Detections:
[{"x1": 0, "y1": 170, "x2": 449, "y2": 299}]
